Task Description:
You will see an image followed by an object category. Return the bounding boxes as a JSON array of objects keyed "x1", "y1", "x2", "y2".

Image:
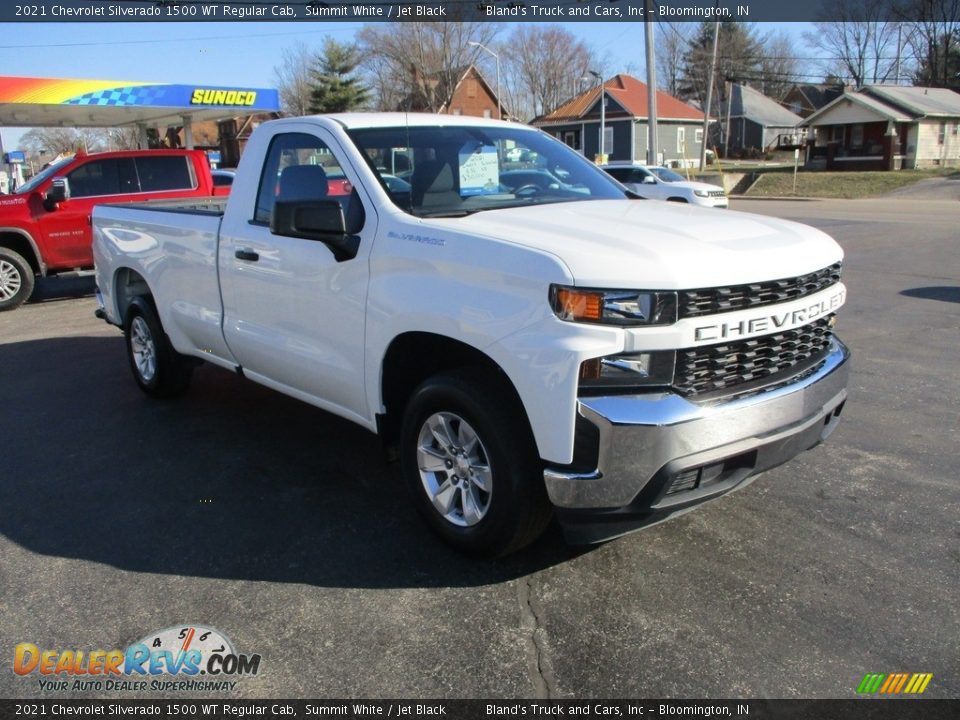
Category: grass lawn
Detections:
[{"x1": 742, "y1": 167, "x2": 959, "y2": 199}]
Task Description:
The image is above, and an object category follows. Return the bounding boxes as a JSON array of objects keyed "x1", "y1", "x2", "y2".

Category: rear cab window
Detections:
[{"x1": 135, "y1": 156, "x2": 197, "y2": 192}]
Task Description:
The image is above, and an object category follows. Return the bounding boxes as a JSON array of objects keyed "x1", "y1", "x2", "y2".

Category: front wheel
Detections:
[
  {"x1": 124, "y1": 297, "x2": 193, "y2": 398},
  {"x1": 400, "y1": 369, "x2": 552, "y2": 557},
  {"x1": 0, "y1": 248, "x2": 36, "y2": 311}
]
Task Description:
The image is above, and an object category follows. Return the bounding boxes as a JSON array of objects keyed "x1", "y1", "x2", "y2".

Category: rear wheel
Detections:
[
  {"x1": 400, "y1": 368, "x2": 552, "y2": 557},
  {"x1": 124, "y1": 297, "x2": 193, "y2": 398},
  {"x1": 0, "y1": 248, "x2": 35, "y2": 311}
]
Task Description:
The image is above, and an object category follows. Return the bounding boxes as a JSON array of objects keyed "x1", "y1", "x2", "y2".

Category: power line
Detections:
[{"x1": 0, "y1": 26, "x2": 361, "y2": 50}]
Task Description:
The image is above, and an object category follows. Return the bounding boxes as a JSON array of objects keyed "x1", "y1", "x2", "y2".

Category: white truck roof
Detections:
[{"x1": 294, "y1": 112, "x2": 535, "y2": 132}]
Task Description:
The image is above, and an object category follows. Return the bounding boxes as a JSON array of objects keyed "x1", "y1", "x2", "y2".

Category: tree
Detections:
[
  {"x1": 896, "y1": 0, "x2": 960, "y2": 89},
  {"x1": 102, "y1": 127, "x2": 142, "y2": 151},
  {"x1": 499, "y1": 24, "x2": 602, "y2": 121},
  {"x1": 677, "y1": 22, "x2": 765, "y2": 111},
  {"x1": 756, "y1": 30, "x2": 800, "y2": 100},
  {"x1": 912, "y1": 29, "x2": 960, "y2": 88},
  {"x1": 273, "y1": 41, "x2": 315, "y2": 116},
  {"x1": 357, "y1": 21, "x2": 500, "y2": 112},
  {"x1": 656, "y1": 23, "x2": 696, "y2": 97},
  {"x1": 804, "y1": 0, "x2": 904, "y2": 86},
  {"x1": 308, "y1": 38, "x2": 369, "y2": 114},
  {"x1": 19, "y1": 127, "x2": 106, "y2": 155}
]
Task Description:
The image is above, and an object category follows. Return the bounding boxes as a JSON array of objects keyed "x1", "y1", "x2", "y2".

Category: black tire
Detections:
[
  {"x1": 400, "y1": 368, "x2": 553, "y2": 557},
  {"x1": 0, "y1": 247, "x2": 36, "y2": 311},
  {"x1": 124, "y1": 296, "x2": 194, "y2": 398},
  {"x1": 667, "y1": 196, "x2": 689, "y2": 203}
]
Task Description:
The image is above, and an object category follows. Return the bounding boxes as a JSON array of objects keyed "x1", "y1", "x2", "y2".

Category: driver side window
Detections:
[{"x1": 254, "y1": 132, "x2": 362, "y2": 230}]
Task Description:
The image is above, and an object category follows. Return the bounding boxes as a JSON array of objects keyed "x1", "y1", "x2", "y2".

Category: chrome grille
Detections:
[
  {"x1": 678, "y1": 262, "x2": 842, "y2": 319},
  {"x1": 674, "y1": 317, "x2": 834, "y2": 397}
]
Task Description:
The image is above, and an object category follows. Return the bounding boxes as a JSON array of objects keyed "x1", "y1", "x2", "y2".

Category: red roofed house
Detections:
[{"x1": 532, "y1": 74, "x2": 707, "y2": 165}]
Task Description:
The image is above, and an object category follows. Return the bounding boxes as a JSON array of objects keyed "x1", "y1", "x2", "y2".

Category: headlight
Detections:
[
  {"x1": 550, "y1": 285, "x2": 677, "y2": 326},
  {"x1": 693, "y1": 189, "x2": 710, "y2": 198},
  {"x1": 579, "y1": 351, "x2": 675, "y2": 393}
]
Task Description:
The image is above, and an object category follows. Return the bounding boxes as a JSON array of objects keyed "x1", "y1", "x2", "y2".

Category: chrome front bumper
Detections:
[{"x1": 545, "y1": 339, "x2": 850, "y2": 540}]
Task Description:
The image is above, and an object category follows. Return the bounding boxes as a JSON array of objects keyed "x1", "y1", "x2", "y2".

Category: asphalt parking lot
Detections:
[{"x1": 1, "y1": 195, "x2": 958, "y2": 700}]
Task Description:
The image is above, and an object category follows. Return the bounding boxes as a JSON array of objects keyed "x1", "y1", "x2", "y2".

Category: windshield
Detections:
[
  {"x1": 650, "y1": 167, "x2": 686, "y2": 183},
  {"x1": 347, "y1": 124, "x2": 627, "y2": 217},
  {"x1": 16, "y1": 157, "x2": 74, "y2": 194}
]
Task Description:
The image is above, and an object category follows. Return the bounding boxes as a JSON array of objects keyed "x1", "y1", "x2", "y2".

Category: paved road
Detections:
[
  {"x1": 1, "y1": 198, "x2": 957, "y2": 700},
  {"x1": 883, "y1": 172, "x2": 960, "y2": 201}
]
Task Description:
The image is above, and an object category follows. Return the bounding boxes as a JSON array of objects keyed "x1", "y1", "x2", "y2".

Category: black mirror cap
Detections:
[
  {"x1": 272, "y1": 198, "x2": 345, "y2": 236},
  {"x1": 270, "y1": 199, "x2": 359, "y2": 262},
  {"x1": 44, "y1": 177, "x2": 71, "y2": 208}
]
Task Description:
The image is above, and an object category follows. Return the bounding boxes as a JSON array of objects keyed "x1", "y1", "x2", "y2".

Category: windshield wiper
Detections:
[{"x1": 416, "y1": 209, "x2": 472, "y2": 218}]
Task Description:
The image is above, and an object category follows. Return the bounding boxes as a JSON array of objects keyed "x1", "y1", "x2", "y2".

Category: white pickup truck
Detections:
[{"x1": 93, "y1": 113, "x2": 850, "y2": 556}]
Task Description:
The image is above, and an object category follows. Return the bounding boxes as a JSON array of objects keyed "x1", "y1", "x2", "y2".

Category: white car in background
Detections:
[{"x1": 601, "y1": 163, "x2": 728, "y2": 208}]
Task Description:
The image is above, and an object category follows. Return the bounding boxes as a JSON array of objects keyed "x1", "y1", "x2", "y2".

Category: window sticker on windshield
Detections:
[{"x1": 459, "y1": 144, "x2": 500, "y2": 196}]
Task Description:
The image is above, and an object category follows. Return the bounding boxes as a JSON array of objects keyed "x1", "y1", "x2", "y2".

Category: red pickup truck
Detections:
[{"x1": 0, "y1": 148, "x2": 226, "y2": 311}]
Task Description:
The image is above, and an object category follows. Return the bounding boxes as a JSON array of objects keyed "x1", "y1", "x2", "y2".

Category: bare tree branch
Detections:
[{"x1": 273, "y1": 41, "x2": 316, "y2": 116}]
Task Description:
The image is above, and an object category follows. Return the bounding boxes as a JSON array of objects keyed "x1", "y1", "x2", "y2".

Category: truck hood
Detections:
[
  {"x1": 427, "y1": 199, "x2": 842, "y2": 288},
  {"x1": 669, "y1": 179, "x2": 726, "y2": 193}
]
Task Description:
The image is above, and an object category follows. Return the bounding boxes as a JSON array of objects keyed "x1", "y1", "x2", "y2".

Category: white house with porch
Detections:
[{"x1": 803, "y1": 85, "x2": 960, "y2": 171}]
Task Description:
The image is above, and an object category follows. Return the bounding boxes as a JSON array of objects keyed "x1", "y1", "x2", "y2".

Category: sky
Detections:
[{"x1": 0, "y1": 20, "x2": 813, "y2": 150}]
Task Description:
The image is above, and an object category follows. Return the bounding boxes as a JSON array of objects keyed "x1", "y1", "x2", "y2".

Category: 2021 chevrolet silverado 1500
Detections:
[
  {"x1": 93, "y1": 114, "x2": 850, "y2": 556},
  {"x1": 0, "y1": 148, "x2": 226, "y2": 311}
]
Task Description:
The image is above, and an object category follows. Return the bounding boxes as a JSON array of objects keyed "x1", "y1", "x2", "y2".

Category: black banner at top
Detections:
[
  {"x1": 1, "y1": 0, "x2": 950, "y2": 24},
  {"x1": 0, "y1": 700, "x2": 959, "y2": 720}
]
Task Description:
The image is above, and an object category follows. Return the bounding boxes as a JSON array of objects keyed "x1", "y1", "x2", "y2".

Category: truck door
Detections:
[
  {"x1": 38, "y1": 157, "x2": 138, "y2": 267},
  {"x1": 217, "y1": 127, "x2": 374, "y2": 423}
]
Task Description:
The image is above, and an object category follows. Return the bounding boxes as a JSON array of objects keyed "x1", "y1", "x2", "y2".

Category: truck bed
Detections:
[
  {"x1": 93, "y1": 200, "x2": 234, "y2": 367},
  {"x1": 101, "y1": 196, "x2": 228, "y2": 215}
]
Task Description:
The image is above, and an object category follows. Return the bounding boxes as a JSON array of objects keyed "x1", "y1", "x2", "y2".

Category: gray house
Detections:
[
  {"x1": 719, "y1": 83, "x2": 805, "y2": 155},
  {"x1": 532, "y1": 74, "x2": 708, "y2": 166}
]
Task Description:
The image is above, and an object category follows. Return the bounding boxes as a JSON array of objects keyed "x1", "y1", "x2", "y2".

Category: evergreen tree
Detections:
[
  {"x1": 913, "y1": 30, "x2": 960, "y2": 90},
  {"x1": 677, "y1": 22, "x2": 765, "y2": 111},
  {"x1": 308, "y1": 38, "x2": 369, "y2": 114}
]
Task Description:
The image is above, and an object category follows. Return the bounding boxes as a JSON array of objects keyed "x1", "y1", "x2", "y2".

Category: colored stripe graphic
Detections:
[
  {"x1": 0, "y1": 76, "x2": 152, "y2": 104},
  {"x1": 880, "y1": 673, "x2": 907, "y2": 695},
  {"x1": 857, "y1": 672, "x2": 933, "y2": 694},
  {"x1": 857, "y1": 673, "x2": 885, "y2": 694},
  {"x1": 909, "y1": 673, "x2": 933, "y2": 694}
]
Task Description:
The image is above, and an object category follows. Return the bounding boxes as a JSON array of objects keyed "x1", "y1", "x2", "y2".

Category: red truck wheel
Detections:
[{"x1": 0, "y1": 248, "x2": 35, "y2": 311}]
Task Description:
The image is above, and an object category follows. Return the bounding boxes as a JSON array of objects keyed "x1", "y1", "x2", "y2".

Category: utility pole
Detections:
[
  {"x1": 469, "y1": 41, "x2": 501, "y2": 120},
  {"x1": 700, "y1": 21, "x2": 720, "y2": 172},
  {"x1": 588, "y1": 70, "x2": 606, "y2": 161},
  {"x1": 644, "y1": 0, "x2": 659, "y2": 166},
  {"x1": 724, "y1": 80, "x2": 733, "y2": 159},
  {"x1": 895, "y1": 24, "x2": 903, "y2": 85}
]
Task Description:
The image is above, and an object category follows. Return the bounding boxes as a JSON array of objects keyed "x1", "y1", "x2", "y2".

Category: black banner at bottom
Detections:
[{"x1": 2, "y1": 699, "x2": 958, "y2": 720}]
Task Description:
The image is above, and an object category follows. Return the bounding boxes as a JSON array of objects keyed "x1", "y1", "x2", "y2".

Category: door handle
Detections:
[{"x1": 235, "y1": 248, "x2": 259, "y2": 262}]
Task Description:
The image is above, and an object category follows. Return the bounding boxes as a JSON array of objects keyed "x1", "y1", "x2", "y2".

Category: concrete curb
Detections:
[{"x1": 731, "y1": 196, "x2": 821, "y2": 202}]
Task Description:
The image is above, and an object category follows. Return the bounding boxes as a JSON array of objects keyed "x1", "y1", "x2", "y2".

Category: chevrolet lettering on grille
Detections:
[{"x1": 694, "y1": 288, "x2": 846, "y2": 343}]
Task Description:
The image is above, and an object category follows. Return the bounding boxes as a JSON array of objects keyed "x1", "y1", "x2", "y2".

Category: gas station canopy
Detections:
[{"x1": 0, "y1": 75, "x2": 280, "y2": 129}]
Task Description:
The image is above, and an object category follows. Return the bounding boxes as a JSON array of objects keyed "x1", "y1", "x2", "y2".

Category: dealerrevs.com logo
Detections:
[{"x1": 14, "y1": 625, "x2": 261, "y2": 693}]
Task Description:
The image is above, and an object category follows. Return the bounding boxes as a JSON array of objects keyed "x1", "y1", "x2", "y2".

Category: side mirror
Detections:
[
  {"x1": 642, "y1": 176, "x2": 657, "y2": 185},
  {"x1": 44, "y1": 177, "x2": 71, "y2": 209},
  {"x1": 270, "y1": 199, "x2": 359, "y2": 262}
]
